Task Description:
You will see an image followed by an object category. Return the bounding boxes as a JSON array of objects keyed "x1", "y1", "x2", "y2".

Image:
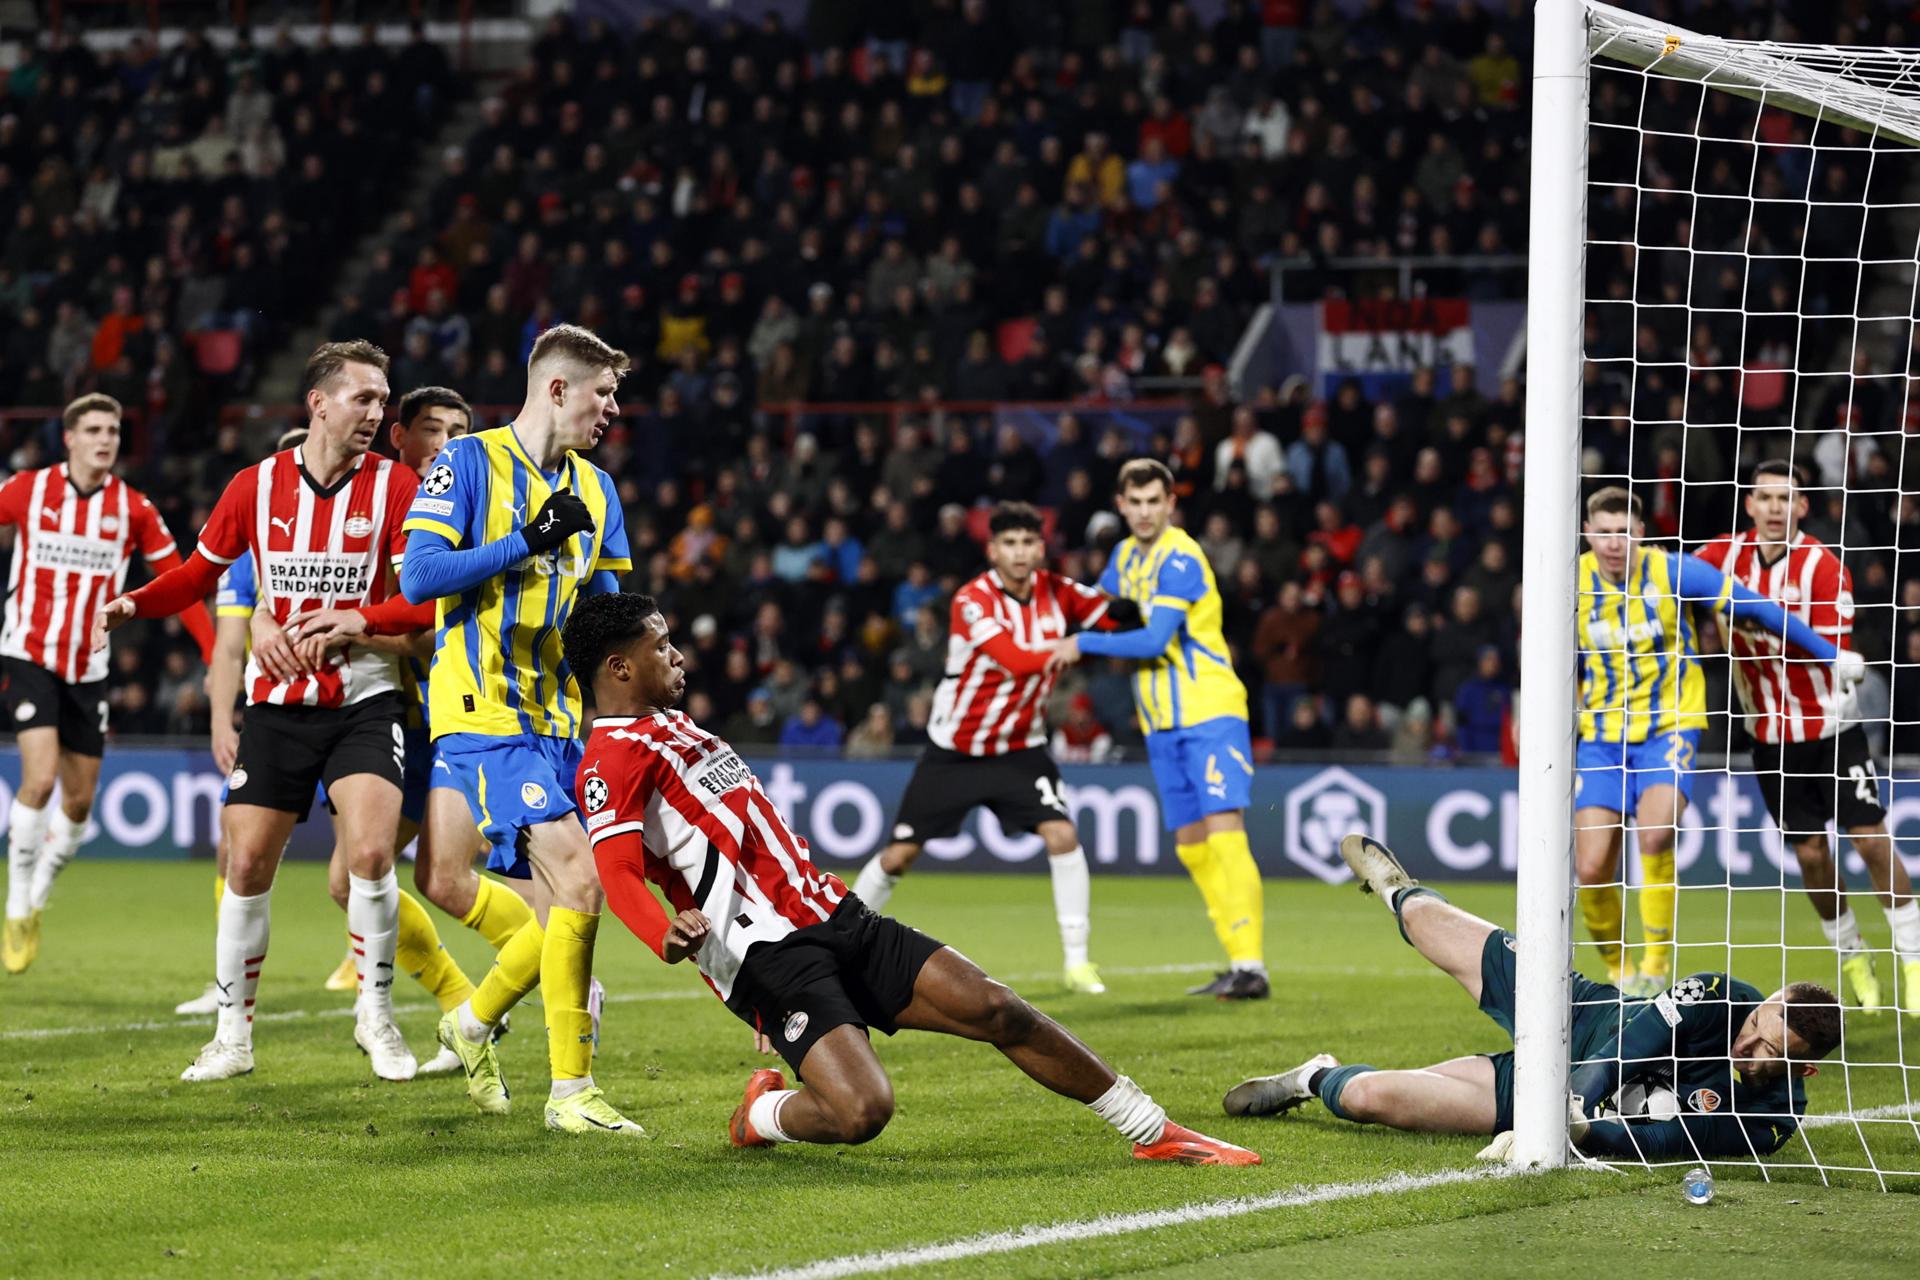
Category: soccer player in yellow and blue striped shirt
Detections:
[
  {"x1": 1049, "y1": 459, "x2": 1266, "y2": 1000},
  {"x1": 398, "y1": 325, "x2": 641, "y2": 1135},
  {"x1": 1575, "y1": 487, "x2": 1860, "y2": 996}
]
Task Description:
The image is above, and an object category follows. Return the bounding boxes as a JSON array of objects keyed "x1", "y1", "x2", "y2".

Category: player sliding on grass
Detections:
[
  {"x1": 1225, "y1": 834, "x2": 1842, "y2": 1161},
  {"x1": 564, "y1": 591, "x2": 1260, "y2": 1164}
]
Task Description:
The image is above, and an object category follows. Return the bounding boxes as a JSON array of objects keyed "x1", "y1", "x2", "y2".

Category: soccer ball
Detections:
[{"x1": 1610, "y1": 1079, "x2": 1681, "y2": 1122}]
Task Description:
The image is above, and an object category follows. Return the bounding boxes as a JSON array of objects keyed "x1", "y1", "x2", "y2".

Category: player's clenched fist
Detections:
[
  {"x1": 91, "y1": 596, "x2": 136, "y2": 652},
  {"x1": 661, "y1": 908, "x2": 710, "y2": 964},
  {"x1": 523, "y1": 488, "x2": 594, "y2": 555}
]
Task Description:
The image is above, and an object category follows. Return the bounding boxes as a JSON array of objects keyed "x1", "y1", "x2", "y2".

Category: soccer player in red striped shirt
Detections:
[
  {"x1": 563, "y1": 591, "x2": 1259, "y2": 1164},
  {"x1": 851, "y1": 501, "x2": 1137, "y2": 994},
  {"x1": 95, "y1": 341, "x2": 436, "y2": 1083},
  {"x1": 1696, "y1": 460, "x2": 1919, "y2": 1012},
  {"x1": 1, "y1": 393, "x2": 215, "y2": 974}
]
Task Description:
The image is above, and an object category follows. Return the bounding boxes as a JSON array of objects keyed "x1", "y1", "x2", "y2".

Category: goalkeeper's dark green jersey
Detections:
[{"x1": 1570, "y1": 973, "x2": 1806, "y2": 1160}]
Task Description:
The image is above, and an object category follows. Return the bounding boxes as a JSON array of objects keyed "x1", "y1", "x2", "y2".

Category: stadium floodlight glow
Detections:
[{"x1": 1520, "y1": 0, "x2": 1920, "y2": 1184}]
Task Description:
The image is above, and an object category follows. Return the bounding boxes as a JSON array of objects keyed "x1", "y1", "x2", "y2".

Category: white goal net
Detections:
[{"x1": 1517, "y1": 0, "x2": 1920, "y2": 1186}]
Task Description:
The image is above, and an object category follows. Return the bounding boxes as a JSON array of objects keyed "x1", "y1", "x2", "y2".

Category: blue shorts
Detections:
[
  {"x1": 1575, "y1": 730, "x2": 1699, "y2": 816},
  {"x1": 1477, "y1": 928, "x2": 1629, "y2": 1132},
  {"x1": 432, "y1": 733, "x2": 583, "y2": 879},
  {"x1": 400, "y1": 723, "x2": 436, "y2": 826},
  {"x1": 1144, "y1": 716, "x2": 1255, "y2": 831}
]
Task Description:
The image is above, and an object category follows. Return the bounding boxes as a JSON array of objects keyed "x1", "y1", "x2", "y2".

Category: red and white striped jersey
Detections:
[
  {"x1": 197, "y1": 447, "x2": 416, "y2": 707},
  {"x1": 928, "y1": 569, "x2": 1111, "y2": 756},
  {"x1": 0, "y1": 466, "x2": 178, "y2": 683},
  {"x1": 1695, "y1": 530, "x2": 1854, "y2": 743},
  {"x1": 582, "y1": 711, "x2": 847, "y2": 1001}
]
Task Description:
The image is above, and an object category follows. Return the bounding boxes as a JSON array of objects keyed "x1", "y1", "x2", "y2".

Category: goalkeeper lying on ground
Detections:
[{"x1": 1224, "y1": 835, "x2": 1841, "y2": 1161}]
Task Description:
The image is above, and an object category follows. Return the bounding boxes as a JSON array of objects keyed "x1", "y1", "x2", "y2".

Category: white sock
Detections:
[
  {"x1": 214, "y1": 888, "x2": 271, "y2": 1046},
  {"x1": 1822, "y1": 908, "x2": 1865, "y2": 953},
  {"x1": 456, "y1": 999, "x2": 491, "y2": 1044},
  {"x1": 1088, "y1": 1074, "x2": 1168, "y2": 1145},
  {"x1": 853, "y1": 854, "x2": 899, "y2": 910},
  {"x1": 1887, "y1": 901, "x2": 1920, "y2": 958},
  {"x1": 551, "y1": 1075, "x2": 594, "y2": 1100},
  {"x1": 748, "y1": 1088, "x2": 799, "y2": 1142},
  {"x1": 348, "y1": 871, "x2": 399, "y2": 1020},
  {"x1": 6, "y1": 800, "x2": 48, "y2": 918},
  {"x1": 1049, "y1": 846, "x2": 1091, "y2": 968},
  {"x1": 28, "y1": 808, "x2": 87, "y2": 911}
]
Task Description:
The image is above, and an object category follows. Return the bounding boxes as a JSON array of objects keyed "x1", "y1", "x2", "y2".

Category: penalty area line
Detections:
[{"x1": 705, "y1": 1165, "x2": 1523, "y2": 1280}]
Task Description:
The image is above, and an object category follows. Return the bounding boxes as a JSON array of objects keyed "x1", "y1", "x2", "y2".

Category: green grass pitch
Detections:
[{"x1": 4, "y1": 863, "x2": 1917, "y2": 1278}]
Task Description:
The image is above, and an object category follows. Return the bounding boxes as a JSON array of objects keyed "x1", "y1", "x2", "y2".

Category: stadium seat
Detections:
[{"x1": 190, "y1": 330, "x2": 245, "y2": 377}]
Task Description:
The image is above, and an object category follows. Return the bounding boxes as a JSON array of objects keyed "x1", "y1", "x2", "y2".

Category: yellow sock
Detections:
[
  {"x1": 543, "y1": 907, "x2": 599, "y2": 1083},
  {"x1": 397, "y1": 889, "x2": 475, "y2": 1012},
  {"x1": 470, "y1": 916, "x2": 544, "y2": 1026},
  {"x1": 1208, "y1": 829, "x2": 1265, "y2": 966},
  {"x1": 461, "y1": 876, "x2": 535, "y2": 951},
  {"x1": 214, "y1": 874, "x2": 225, "y2": 911},
  {"x1": 1176, "y1": 841, "x2": 1234, "y2": 958},
  {"x1": 1638, "y1": 849, "x2": 1676, "y2": 980},
  {"x1": 1580, "y1": 884, "x2": 1628, "y2": 977}
]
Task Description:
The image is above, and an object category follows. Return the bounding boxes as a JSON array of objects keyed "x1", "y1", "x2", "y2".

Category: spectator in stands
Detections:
[
  {"x1": 1332, "y1": 694, "x2": 1391, "y2": 753},
  {"x1": 1254, "y1": 580, "x2": 1321, "y2": 740},
  {"x1": 1052, "y1": 692, "x2": 1115, "y2": 764},
  {"x1": 1215, "y1": 406, "x2": 1284, "y2": 497},
  {"x1": 1453, "y1": 646, "x2": 1511, "y2": 755}
]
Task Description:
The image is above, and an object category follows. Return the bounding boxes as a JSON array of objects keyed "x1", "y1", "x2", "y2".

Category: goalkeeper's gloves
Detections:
[
  {"x1": 1833, "y1": 649, "x2": 1865, "y2": 694},
  {"x1": 523, "y1": 489, "x2": 594, "y2": 556}
]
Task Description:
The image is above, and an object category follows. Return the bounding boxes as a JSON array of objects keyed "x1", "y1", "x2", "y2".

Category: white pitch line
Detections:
[
  {"x1": 705, "y1": 1165, "x2": 1523, "y2": 1280},
  {"x1": 1800, "y1": 1101, "x2": 1920, "y2": 1127},
  {"x1": 7, "y1": 960, "x2": 1438, "y2": 1043}
]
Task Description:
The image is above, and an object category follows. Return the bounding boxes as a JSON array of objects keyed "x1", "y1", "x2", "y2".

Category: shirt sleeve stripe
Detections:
[
  {"x1": 198, "y1": 547, "x2": 240, "y2": 566},
  {"x1": 595, "y1": 556, "x2": 633, "y2": 572},
  {"x1": 1150, "y1": 594, "x2": 1193, "y2": 612},
  {"x1": 144, "y1": 543, "x2": 179, "y2": 561},
  {"x1": 216, "y1": 605, "x2": 254, "y2": 618},
  {"x1": 588, "y1": 820, "x2": 645, "y2": 848},
  {"x1": 402, "y1": 517, "x2": 461, "y2": 544}
]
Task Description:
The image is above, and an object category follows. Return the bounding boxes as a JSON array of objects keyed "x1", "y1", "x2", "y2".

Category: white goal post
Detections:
[{"x1": 1518, "y1": 0, "x2": 1920, "y2": 1177}]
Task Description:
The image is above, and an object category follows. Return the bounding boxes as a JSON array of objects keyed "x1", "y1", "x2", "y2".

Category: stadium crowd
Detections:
[{"x1": 4, "y1": 1, "x2": 1918, "y2": 760}]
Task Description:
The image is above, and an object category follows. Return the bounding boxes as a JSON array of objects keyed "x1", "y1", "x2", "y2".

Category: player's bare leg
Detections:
[
  {"x1": 1627, "y1": 784, "x2": 1682, "y2": 997},
  {"x1": 1574, "y1": 807, "x2": 1632, "y2": 986},
  {"x1": 733, "y1": 946, "x2": 1259, "y2": 1164},
  {"x1": 328, "y1": 773, "x2": 416, "y2": 1082},
  {"x1": 181, "y1": 803, "x2": 298, "y2": 1081},
  {"x1": 322, "y1": 840, "x2": 357, "y2": 991},
  {"x1": 4, "y1": 727, "x2": 63, "y2": 972}
]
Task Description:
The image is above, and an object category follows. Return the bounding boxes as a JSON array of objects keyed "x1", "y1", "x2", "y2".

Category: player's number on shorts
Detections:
[
  {"x1": 1034, "y1": 776, "x2": 1069, "y2": 815},
  {"x1": 1849, "y1": 762, "x2": 1878, "y2": 805},
  {"x1": 97, "y1": 700, "x2": 109, "y2": 735}
]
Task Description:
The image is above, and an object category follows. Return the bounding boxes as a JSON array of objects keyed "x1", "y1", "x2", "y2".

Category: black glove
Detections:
[
  {"x1": 1103, "y1": 597, "x2": 1144, "y2": 629},
  {"x1": 523, "y1": 489, "x2": 594, "y2": 556}
]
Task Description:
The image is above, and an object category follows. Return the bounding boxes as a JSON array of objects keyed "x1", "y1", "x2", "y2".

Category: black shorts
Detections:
[
  {"x1": 226, "y1": 692, "x2": 406, "y2": 818},
  {"x1": 2, "y1": 657, "x2": 106, "y2": 756},
  {"x1": 723, "y1": 896, "x2": 946, "y2": 1080},
  {"x1": 890, "y1": 745, "x2": 1069, "y2": 844},
  {"x1": 1751, "y1": 726, "x2": 1886, "y2": 839}
]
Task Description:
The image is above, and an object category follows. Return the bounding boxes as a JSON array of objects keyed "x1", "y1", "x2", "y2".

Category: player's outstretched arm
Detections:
[
  {"x1": 1074, "y1": 603, "x2": 1184, "y2": 659},
  {"x1": 145, "y1": 547, "x2": 217, "y2": 664},
  {"x1": 93, "y1": 552, "x2": 223, "y2": 650},
  {"x1": 399, "y1": 490, "x2": 595, "y2": 603},
  {"x1": 1673, "y1": 553, "x2": 1837, "y2": 661}
]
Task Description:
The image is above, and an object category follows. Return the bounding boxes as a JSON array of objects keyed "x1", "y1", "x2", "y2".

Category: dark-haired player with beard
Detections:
[{"x1": 561, "y1": 590, "x2": 1260, "y2": 1164}]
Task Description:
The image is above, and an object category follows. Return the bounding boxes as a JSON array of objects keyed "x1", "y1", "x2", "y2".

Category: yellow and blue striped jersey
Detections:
[
  {"x1": 402, "y1": 426, "x2": 631, "y2": 740},
  {"x1": 1096, "y1": 525, "x2": 1248, "y2": 734},
  {"x1": 1577, "y1": 546, "x2": 1724, "y2": 743}
]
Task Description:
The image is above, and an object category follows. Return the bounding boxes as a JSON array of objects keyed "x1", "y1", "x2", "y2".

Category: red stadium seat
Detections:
[
  {"x1": 190, "y1": 330, "x2": 244, "y2": 376},
  {"x1": 997, "y1": 317, "x2": 1037, "y2": 365},
  {"x1": 1741, "y1": 363, "x2": 1786, "y2": 411}
]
